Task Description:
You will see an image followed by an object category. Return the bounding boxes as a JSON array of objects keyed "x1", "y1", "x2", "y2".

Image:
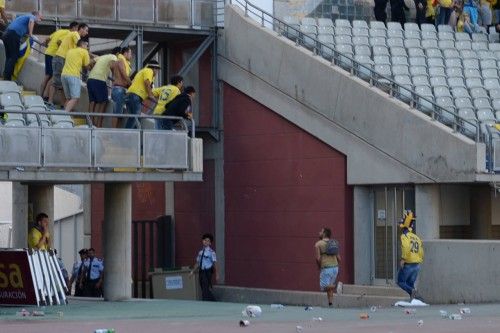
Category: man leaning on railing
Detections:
[{"x1": 2, "y1": 11, "x2": 42, "y2": 80}]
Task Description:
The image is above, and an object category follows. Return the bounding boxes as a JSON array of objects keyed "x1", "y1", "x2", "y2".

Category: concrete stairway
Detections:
[{"x1": 213, "y1": 284, "x2": 408, "y2": 308}]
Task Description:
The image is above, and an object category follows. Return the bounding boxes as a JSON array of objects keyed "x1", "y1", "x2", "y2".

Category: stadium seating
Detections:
[
  {"x1": 292, "y1": 18, "x2": 500, "y2": 136},
  {"x1": 0, "y1": 81, "x2": 75, "y2": 128}
]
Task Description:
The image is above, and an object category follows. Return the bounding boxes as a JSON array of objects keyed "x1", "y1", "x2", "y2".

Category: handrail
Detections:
[
  {"x1": 227, "y1": 0, "x2": 484, "y2": 144},
  {"x1": 1, "y1": 108, "x2": 195, "y2": 137},
  {"x1": 7, "y1": 0, "x2": 225, "y2": 29}
]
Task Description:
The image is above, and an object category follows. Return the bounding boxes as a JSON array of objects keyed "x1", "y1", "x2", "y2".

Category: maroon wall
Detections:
[
  {"x1": 223, "y1": 83, "x2": 353, "y2": 290},
  {"x1": 174, "y1": 160, "x2": 216, "y2": 267}
]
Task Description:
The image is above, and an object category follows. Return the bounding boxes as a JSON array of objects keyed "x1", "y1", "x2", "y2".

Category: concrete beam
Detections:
[
  {"x1": 103, "y1": 183, "x2": 132, "y2": 301},
  {"x1": 2, "y1": 170, "x2": 203, "y2": 183}
]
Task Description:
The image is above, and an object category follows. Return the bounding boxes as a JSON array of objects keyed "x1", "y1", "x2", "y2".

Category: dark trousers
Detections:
[
  {"x1": 84, "y1": 278, "x2": 102, "y2": 297},
  {"x1": 199, "y1": 269, "x2": 215, "y2": 301},
  {"x1": 2, "y1": 30, "x2": 21, "y2": 81},
  {"x1": 374, "y1": 0, "x2": 388, "y2": 23},
  {"x1": 390, "y1": 0, "x2": 406, "y2": 25},
  {"x1": 414, "y1": 0, "x2": 427, "y2": 27},
  {"x1": 74, "y1": 283, "x2": 84, "y2": 296}
]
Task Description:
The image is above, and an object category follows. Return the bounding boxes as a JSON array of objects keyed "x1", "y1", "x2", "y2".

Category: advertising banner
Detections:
[{"x1": 0, "y1": 250, "x2": 37, "y2": 305}]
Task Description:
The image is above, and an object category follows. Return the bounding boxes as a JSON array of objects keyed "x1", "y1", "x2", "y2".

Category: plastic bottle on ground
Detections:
[{"x1": 270, "y1": 304, "x2": 284, "y2": 309}]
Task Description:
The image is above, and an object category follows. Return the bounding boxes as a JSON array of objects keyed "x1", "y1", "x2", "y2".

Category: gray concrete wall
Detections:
[
  {"x1": 353, "y1": 186, "x2": 373, "y2": 284},
  {"x1": 220, "y1": 5, "x2": 485, "y2": 184},
  {"x1": 419, "y1": 240, "x2": 500, "y2": 303}
]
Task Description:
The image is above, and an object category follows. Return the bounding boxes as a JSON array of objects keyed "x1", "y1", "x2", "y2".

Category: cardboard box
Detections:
[{"x1": 150, "y1": 268, "x2": 201, "y2": 300}]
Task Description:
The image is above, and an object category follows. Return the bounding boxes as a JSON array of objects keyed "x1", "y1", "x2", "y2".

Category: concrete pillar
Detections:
[
  {"x1": 83, "y1": 185, "x2": 92, "y2": 249},
  {"x1": 28, "y1": 185, "x2": 55, "y2": 243},
  {"x1": 415, "y1": 185, "x2": 440, "y2": 240},
  {"x1": 353, "y1": 186, "x2": 373, "y2": 285},
  {"x1": 103, "y1": 183, "x2": 132, "y2": 301},
  {"x1": 165, "y1": 182, "x2": 175, "y2": 267},
  {"x1": 11, "y1": 182, "x2": 28, "y2": 248}
]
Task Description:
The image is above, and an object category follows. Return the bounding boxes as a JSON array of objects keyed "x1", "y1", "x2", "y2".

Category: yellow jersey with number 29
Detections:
[{"x1": 400, "y1": 231, "x2": 424, "y2": 264}]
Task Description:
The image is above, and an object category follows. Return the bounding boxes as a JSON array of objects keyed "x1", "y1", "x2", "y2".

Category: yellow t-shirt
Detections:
[
  {"x1": 0, "y1": 0, "x2": 5, "y2": 9},
  {"x1": 28, "y1": 227, "x2": 50, "y2": 250},
  {"x1": 439, "y1": 0, "x2": 453, "y2": 7},
  {"x1": 426, "y1": 0, "x2": 435, "y2": 17},
  {"x1": 315, "y1": 239, "x2": 339, "y2": 268},
  {"x1": 55, "y1": 31, "x2": 80, "y2": 58},
  {"x1": 45, "y1": 29, "x2": 70, "y2": 56},
  {"x1": 117, "y1": 54, "x2": 131, "y2": 76},
  {"x1": 152, "y1": 85, "x2": 181, "y2": 115},
  {"x1": 89, "y1": 54, "x2": 118, "y2": 82},
  {"x1": 62, "y1": 47, "x2": 90, "y2": 77},
  {"x1": 127, "y1": 67, "x2": 154, "y2": 100},
  {"x1": 400, "y1": 231, "x2": 424, "y2": 264}
]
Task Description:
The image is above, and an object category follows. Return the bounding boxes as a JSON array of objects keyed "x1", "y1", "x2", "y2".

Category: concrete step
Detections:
[
  {"x1": 339, "y1": 284, "x2": 408, "y2": 298},
  {"x1": 213, "y1": 285, "x2": 408, "y2": 308}
]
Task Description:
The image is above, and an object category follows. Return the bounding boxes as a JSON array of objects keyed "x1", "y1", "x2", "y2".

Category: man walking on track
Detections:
[{"x1": 315, "y1": 227, "x2": 341, "y2": 307}]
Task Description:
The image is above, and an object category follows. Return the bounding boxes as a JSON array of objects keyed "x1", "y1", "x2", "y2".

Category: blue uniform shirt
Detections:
[
  {"x1": 196, "y1": 246, "x2": 217, "y2": 270},
  {"x1": 7, "y1": 14, "x2": 36, "y2": 37},
  {"x1": 84, "y1": 257, "x2": 104, "y2": 280},
  {"x1": 72, "y1": 261, "x2": 84, "y2": 278}
]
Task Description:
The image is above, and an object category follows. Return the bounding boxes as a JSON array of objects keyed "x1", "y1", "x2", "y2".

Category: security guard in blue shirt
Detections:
[
  {"x1": 189, "y1": 233, "x2": 218, "y2": 301},
  {"x1": 83, "y1": 247, "x2": 104, "y2": 297},
  {"x1": 69, "y1": 248, "x2": 87, "y2": 296}
]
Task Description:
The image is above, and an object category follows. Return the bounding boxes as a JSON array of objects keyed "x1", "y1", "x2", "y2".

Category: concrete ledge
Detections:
[
  {"x1": 213, "y1": 285, "x2": 406, "y2": 308},
  {"x1": 419, "y1": 240, "x2": 500, "y2": 304},
  {"x1": 0, "y1": 169, "x2": 203, "y2": 183}
]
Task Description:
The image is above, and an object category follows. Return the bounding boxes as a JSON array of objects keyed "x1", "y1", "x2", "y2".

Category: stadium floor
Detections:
[{"x1": 1, "y1": 297, "x2": 500, "y2": 333}]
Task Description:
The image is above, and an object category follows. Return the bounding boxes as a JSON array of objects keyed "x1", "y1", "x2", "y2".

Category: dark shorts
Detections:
[
  {"x1": 87, "y1": 79, "x2": 108, "y2": 103},
  {"x1": 51, "y1": 56, "x2": 65, "y2": 88},
  {"x1": 45, "y1": 55, "x2": 53, "y2": 76}
]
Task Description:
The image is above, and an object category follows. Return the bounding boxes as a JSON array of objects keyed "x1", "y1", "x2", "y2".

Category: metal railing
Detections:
[
  {"x1": 227, "y1": 0, "x2": 495, "y2": 158},
  {"x1": 0, "y1": 108, "x2": 195, "y2": 170},
  {"x1": 7, "y1": 0, "x2": 225, "y2": 28}
]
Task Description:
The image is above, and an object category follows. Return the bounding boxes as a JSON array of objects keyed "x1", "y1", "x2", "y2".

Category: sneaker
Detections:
[{"x1": 411, "y1": 289, "x2": 423, "y2": 301}]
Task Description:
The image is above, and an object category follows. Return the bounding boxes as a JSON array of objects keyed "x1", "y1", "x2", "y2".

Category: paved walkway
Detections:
[{"x1": 1, "y1": 298, "x2": 500, "y2": 333}]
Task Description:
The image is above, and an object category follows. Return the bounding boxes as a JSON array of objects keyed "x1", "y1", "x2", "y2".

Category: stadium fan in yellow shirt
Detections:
[
  {"x1": 60, "y1": 39, "x2": 91, "y2": 112},
  {"x1": 152, "y1": 75, "x2": 184, "y2": 129},
  {"x1": 40, "y1": 22, "x2": 79, "y2": 100},
  {"x1": 28, "y1": 213, "x2": 51, "y2": 250},
  {"x1": 48, "y1": 23, "x2": 89, "y2": 107},
  {"x1": 397, "y1": 211, "x2": 424, "y2": 300},
  {"x1": 124, "y1": 60, "x2": 161, "y2": 129}
]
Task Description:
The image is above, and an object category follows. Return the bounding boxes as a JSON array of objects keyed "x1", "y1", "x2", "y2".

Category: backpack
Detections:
[{"x1": 324, "y1": 239, "x2": 339, "y2": 256}]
